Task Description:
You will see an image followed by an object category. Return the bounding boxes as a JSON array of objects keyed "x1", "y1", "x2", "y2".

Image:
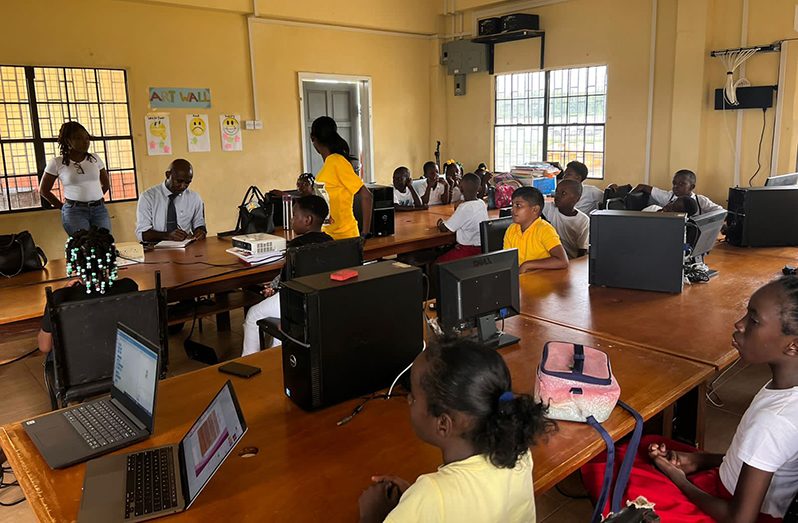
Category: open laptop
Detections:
[
  {"x1": 78, "y1": 380, "x2": 247, "y2": 522},
  {"x1": 24, "y1": 323, "x2": 160, "y2": 469}
]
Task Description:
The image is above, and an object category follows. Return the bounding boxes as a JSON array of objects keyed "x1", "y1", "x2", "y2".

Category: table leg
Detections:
[
  {"x1": 215, "y1": 292, "x2": 231, "y2": 331},
  {"x1": 670, "y1": 382, "x2": 707, "y2": 448}
]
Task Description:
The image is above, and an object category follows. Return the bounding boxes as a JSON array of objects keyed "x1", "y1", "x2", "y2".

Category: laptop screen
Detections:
[
  {"x1": 113, "y1": 326, "x2": 158, "y2": 419},
  {"x1": 180, "y1": 381, "x2": 246, "y2": 505}
]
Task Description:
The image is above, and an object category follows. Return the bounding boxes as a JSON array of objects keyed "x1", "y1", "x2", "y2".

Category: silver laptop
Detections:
[
  {"x1": 78, "y1": 381, "x2": 247, "y2": 522},
  {"x1": 24, "y1": 323, "x2": 160, "y2": 469}
]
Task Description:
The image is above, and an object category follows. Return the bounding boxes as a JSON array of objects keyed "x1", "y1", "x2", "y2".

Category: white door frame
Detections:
[{"x1": 298, "y1": 72, "x2": 375, "y2": 182}]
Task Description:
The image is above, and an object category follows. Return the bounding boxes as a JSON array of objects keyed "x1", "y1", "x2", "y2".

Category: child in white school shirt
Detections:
[
  {"x1": 633, "y1": 169, "x2": 724, "y2": 215},
  {"x1": 542, "y1": 179, "x2": 589, "y2": 259},
  {"x1": 436, "y1": 173, "x2": 489, "y2": 262},
  {"x1": 561, "y1": 160, "x2": 604, "y2": 215}
]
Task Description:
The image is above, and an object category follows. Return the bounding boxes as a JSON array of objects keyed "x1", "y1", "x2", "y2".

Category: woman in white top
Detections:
[{"x1": 39, "y1": 122, "x2": 111, "y2": 236}]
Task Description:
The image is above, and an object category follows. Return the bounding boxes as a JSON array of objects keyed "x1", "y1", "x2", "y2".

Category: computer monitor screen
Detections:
[
  {"x1": 112, "y1": 324, "x2": 159, "y2": 430},
  {"x1": 688, "y1": 209, "x2": 727, "y2": 258},
  {"x1": 285, "y1": 238, "x2": 363, "y2": 280},
  {"x1": 479, "y1": 217, "x2": 513, "y2": 254},
  {"x1": 765, "y1": 173, "x2": 798, "y2": 187},
  {"x1": 436, "y1": 249, "x2": 520, "y2": 349},
  {"x1": 498, "y1": 207, "x2": 512, "y2": 218}
]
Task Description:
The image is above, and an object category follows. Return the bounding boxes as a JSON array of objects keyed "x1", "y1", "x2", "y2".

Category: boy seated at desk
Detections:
[
  {"x1": 626, "y1": 169, "x2": 724, "y2": 216},
  {"x1": 504, "y1": 186, "x2": 569, "y2": 273},
  {"x1": 418, "y1": 161, "x2": 450, "y2": 206},
  {"x1": 560, "y1": 160, "x2": 604, "y2": 215},
  {"x1": 542, "y1": 179, "x2": 590, "y2": 259},
  {"x1": 242, "y1": 195, "x2": 332, "y2": 355},
  {"x1": 643, "y1": 195, "x2": 699, "y2": 216},
  {"x1": 393, "y1": 166, "x2": 426, "y2": 211},
  {"x1": 436, "y1": 173, "x2": 489, "y2": 262}
]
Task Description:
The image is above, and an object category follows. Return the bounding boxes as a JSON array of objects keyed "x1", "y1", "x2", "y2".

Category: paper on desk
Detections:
[{"x1": 155, "y1": 238, "x2": 194, "y2": 249}]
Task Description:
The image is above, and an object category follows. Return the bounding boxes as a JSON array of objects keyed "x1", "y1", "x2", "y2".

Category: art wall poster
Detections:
[
  {"x1": 219, "y1": 114, "x2": 242, "y2": 152},
  {"x1": 145, "y1": 114, "x2": 172, "y2": 156},
  {"x1": 186, "y1": 114, "x2": 210, "y2": 152}
]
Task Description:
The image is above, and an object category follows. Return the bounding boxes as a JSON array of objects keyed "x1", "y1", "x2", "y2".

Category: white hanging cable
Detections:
[{"x1": 719, "y1": 48, "x2": 758, "y2": 105}]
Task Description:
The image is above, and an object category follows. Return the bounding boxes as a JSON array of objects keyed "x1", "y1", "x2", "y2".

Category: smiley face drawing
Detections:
[
  {"x1": 222, "y1": 117, "x2": 239, "y2": 139},
  {"x1": 190, "y1": 117, "x2": 206, "y2": 137},
  {"x1": 149, "y1": 119, "x2": 167, "y2": 141}
]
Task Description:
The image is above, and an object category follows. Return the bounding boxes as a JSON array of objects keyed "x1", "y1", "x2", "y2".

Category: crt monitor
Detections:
[
  {"x1": 765, "y1": 173, "x2": 798, "y2": 187},
  {"x1": 285, "y1": 238, "x2": 363, "y2": 280},
  {"x1": 479, "y1": 217, "x2": 513, "y2": 254},
  {"x1": 436, "y1": 249, "x2": 520, "y2": 349}
]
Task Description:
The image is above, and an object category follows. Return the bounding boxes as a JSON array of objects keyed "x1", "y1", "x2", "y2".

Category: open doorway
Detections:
[{"x1": 298, "y1": 73, "x2": 374, "y2": 182}]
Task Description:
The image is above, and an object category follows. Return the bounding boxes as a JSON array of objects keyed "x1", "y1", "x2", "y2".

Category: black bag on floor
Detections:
[
  {"x1": 235, "y1": 186, "x2": 275, "y2": 234},
  {"x1": 0, "y1": 231, "x2": 47, "y2": 278}
]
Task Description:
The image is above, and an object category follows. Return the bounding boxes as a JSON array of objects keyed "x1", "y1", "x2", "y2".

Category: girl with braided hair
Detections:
[
  {"x1": 39, "y1": 121, "x2": 112, "y2": 236},
  {"x1": 37, "y1": 227, "x2": 137, "y2": 354}
]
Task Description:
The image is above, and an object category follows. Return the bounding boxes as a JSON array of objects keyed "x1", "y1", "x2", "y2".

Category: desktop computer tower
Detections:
[
  {"x1": 279, "y1": 261, "x2": 423, "y2": 410},
  {"x1": 589, "y1": 210, "x2": 686, "y2": 293},
  {"x1": 725, "y1": 186, "x2": 798, "y2": 247},
  {"x1": 354, "y1": 184, "x2": 395, "y2": 237}
]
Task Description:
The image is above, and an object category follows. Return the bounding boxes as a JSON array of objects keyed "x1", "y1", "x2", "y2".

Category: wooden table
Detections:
[
  {"x1": 714, "y1": 240, "x2": 798, "y2": 262},
  {"x1": 0, "y1": 315, "x2": 712, "y2": 522}
]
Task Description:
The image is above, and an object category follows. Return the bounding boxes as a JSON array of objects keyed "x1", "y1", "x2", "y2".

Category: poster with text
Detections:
[
  {"x1": 219, "y1": 114, "x2": 242, "y2": 152},
  {"x1": 186, "y1": 114, "x2": 210, "y2": 152},
  {"x1": 145, "y1": 114, "x2": 172, "y2": 156}
]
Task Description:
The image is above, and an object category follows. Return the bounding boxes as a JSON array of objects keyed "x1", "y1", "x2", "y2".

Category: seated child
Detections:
[
  {"x1": 357, "y1": 338, "x2": 552, "y2": 523},
  {"x1": 269, "y1": 172, "x2": 316, "y2": 198},
  {"x1": 436, "y1": 173, "x2": 489, "y2": 262},
  {"x1": 582, "y1": 276, "x2": 798, "y2": 522},
  {"x1": 633, "y1": 169, "x2": 724, "y2": 215},
  {"x1": 504, "y1": 186, "x2": 569, "y2": 273},
  {"x1": 242, "y1": 195, "x2": 332, "y2": 355},
  {"x1": 393, "y1": 166, "x2": 426, "y2": 211},
  {"x1": 542, "y1": 179, "x2": 590, "y2": 259},
  {"x1": 443, "y1": 160, "x2": 463, "y2": 204},
  {"x1": 643, "y1": 195, "x2": 699, "y2": 216},
  {"x1": 418, "y1": 161, "x2": 450, "y2": 206},
  {"x1": 475, "y1": 162, "x2": 492, "y2": 199},
  {"x1": 561, "y1": 160, "x2": 603, "y2": 215}
]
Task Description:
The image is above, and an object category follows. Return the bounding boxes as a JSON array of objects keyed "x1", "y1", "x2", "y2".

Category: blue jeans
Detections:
[{"x1": 61, "y1": 201, "x2": 112, "y2": 236}]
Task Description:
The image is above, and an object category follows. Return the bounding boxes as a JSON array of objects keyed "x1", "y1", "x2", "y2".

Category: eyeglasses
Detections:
[{"x1": 74, "y1": 161, "x2": 84, "y2": 175}]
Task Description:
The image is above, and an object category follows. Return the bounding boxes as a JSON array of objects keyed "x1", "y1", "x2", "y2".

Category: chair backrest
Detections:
[
  {"x1": 49, "y1": 289, "x2": 164, "y2": 402},
  {"x1": 479, "y1": 217, "x2": 514, "y2": 254},
  {"x1": 284, "y1": 238, "x2": 364, "y2": 280},
  {"x1": 624, "y1": 191, "x2": 650, "y2": 211}
]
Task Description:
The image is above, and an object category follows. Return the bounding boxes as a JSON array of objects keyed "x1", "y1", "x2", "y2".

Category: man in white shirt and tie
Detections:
[{"x1": 135, "y1": 159, "x2": 207, "y2": 242}]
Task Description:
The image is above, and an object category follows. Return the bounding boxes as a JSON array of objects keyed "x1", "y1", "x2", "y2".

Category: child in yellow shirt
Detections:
[
  {"x1": 503, "y1": 186, "x2": 569, "y2": 273},
  {"x1": 358, "y1": 339, "x2": 553, "y2": 523}
]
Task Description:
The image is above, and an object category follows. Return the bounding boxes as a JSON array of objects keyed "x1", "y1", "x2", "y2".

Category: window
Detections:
[
  {"x1": 0, "y1": 66, "x2": 137, "y2": 213},
  {"x1": 494, "y1": 65, "x2": 607, "y2": 178}
]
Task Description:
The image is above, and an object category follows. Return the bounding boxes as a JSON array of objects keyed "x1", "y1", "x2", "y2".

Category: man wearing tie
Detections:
[{"x1": 135, "y1": 159, "x2": 207, "y2": 242}]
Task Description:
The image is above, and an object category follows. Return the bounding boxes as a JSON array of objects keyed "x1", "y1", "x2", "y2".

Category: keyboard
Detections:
[
  {"x1": 125, "y1": 447, "x2": 179, "y2": 519},
  {"x1": 63, "y1": 401, "x2": 137, "y2": 450}
]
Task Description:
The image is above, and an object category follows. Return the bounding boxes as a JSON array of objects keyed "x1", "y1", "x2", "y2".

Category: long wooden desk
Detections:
[{"x1": 0, "y1": 315, "x2": 712, "y2": 522}]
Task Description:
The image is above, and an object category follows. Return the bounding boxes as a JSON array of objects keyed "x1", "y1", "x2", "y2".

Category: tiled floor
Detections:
[{"x1": 0, "y1": 310, "x2": 771, "y2": 522}]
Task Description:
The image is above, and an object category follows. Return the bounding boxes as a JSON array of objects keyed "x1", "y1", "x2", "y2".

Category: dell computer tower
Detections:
[
  {"x1": 279, "y1": 261, "x2": 423, "y2": 410},
  {"x1": 589, "y1": 210, "x2": 686, "y2": 293},
  {"x1": 354, "y1": 184, "x2": 395, "y2": 237},
  {"x1": 725, "y1": 186, "x2": 798, "y2": 247}
]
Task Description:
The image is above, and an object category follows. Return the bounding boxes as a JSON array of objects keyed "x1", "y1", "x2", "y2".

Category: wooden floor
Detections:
[{"x1": 0, "y1": 308, "x2": 770, "y2": 522}]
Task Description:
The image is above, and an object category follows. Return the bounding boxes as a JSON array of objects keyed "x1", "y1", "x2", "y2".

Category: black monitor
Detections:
[
  {"x1": 498, "y1": 207, "x2": 512, "y2": 217},
  {"x1": 436, "y1": 249, "x2": 520, "y2": 349},
  {"x1": 479, "y1": 217, "x2": 513, "y2": 254},
  {"x1": 285, "y1": 238, "x2": 363, "y2": 280},
  {"x1": 687, "y1": 209, "x2": 727, "y2": 276},
  {"x1": 765, "y1": 173, "x2": 798, "y2": 187}
]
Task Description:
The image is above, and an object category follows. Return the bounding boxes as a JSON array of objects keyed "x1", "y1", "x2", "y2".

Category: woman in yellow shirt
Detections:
[{"x1": 311, "y1": 116, "x2": 372, "y2": 240}]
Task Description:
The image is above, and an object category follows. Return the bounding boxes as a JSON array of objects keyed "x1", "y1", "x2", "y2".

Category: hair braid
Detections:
[{"x1": 64, "y1": 227, "x2": 119, "y2": 294}]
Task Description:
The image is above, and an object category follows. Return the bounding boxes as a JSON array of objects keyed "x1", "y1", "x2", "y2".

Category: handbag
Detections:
[
  {"x1": 235, "y1": 186, "x2": 275, "y2": 234},
  {"x1": 535, "y1": 342, "x2": 643, "y2": 522},
  {"x1": 0, "y1": 231, "x2": 48, "y2": 278}
]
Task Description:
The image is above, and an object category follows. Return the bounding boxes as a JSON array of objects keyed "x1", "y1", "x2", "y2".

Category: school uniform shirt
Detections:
[
  {"x1": 135, "y1": 183, "x2": 206, "y2": 241},
  {"x1": 503, "y1": 218, "x2": 563, "y2": 266},
  {"x1": 649, "y1": 187, "x2": 724, "y2": 215},
  {"x1": 575, "y1": 183, "x2": 604, "y2": 215},
  {"x1": 40, "y1": 278, "x2": 139, "y2": 333},
  {"x1": 642, "y1": 204, "x2": 662, "y2": 212},
  {"x1": 443, "y1": 199, "x2": 489, "y2": 247},
  {"x1": 719, "y1": 382, "x2": 798, "y2": 518},
  {"x1": 384, "y1": 450, "x2": 536, "y2": 523},
  {"x1": 417, "y1": 178, "x2": 447, "y2": 206},
  {"x1": 394, "y1": 187, "x2": 416, "y2": 207},
  {"x1": 543, "y1": 202, "x2": 589, "y2": 259},
  {"x1": 450, "y1": 185, "x2": 464, "y2": 203},
  {"x1": 316, "y1": 153, "x2": 364, "y2": 240},
  {"x1": 44, "y1": 155, "x2": 105, "y2": 202}
]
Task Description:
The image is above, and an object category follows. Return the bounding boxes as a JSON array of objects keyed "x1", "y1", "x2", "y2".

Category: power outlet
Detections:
[{"x1": 244, "y1": 120, "x2": 263, "y2": 130}]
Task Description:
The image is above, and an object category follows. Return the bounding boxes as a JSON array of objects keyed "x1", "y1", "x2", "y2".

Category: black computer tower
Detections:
[
  {"x1": 589, "y1": 210, "x2": 686, "y2": 293},
  {"x1": 279, "y1": 261, "x2": 423, "y2": 410},
  {"x1": 725, "y1": 186, "x2": 798, "y2": 247},
  {"x1": 354, "y1": 184, "x2": 395, "y2": 237}
]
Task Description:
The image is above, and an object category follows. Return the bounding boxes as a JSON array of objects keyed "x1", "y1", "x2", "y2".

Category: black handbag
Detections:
[
  {"x1": 0, "y1": 231, "x2": 48, "y2": 278},
  {"x1": 235, "y1": 186, "x2": 275, "y2": 234}
]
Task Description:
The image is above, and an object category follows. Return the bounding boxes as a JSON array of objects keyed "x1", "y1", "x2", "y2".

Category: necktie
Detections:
[{"x1": 166, "y1": 193, "x2": 178, "y2": 231}]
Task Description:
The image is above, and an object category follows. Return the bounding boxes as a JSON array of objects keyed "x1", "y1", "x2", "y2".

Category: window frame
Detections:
[{"x1": 0, "y1": 65, "x2": 138, "y2": 215}]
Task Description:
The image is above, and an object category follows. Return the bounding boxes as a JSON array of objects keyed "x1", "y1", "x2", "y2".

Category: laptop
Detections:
[
  {"x1": 24, "y1": 323, "x2": 161, "y2": 469},
  {"x1": 78, "y1": 380, "x2": 247, "y2": 522}
]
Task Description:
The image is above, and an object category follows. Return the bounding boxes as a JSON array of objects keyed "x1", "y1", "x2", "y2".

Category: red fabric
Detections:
[
  {"x1": 580, "y1": 436, "x2": 782, "y2": 523},
  {"x1": 436, "y1": 244, "x2": 482, "y2": 263}
]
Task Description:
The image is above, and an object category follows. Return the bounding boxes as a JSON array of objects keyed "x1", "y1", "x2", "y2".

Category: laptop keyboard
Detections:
[
  {"x1": 125, "y1": 447, "x2": 179, "y2": 519},
  {"x1": 63, "y1": 401, "x2": 137, "y2": 450}
]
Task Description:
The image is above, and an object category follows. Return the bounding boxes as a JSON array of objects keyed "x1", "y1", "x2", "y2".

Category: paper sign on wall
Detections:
[
  {"x1": 219, "y1": 114, "x2": 242, "y2": 152},
  {"x1": 186, "y1": 114, "x2": 210, "y2": 153},
  {"x1": 145, "y1": 114, "x2": 172, "y2": 156},
  {"x1": 149, "y1": 87, "x2": 211, "y2": 108}
]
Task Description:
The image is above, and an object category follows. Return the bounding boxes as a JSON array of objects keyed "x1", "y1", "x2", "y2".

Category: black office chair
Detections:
[
  {"x1": 44, "y1": 277, "x2": 167, "y2": 409},
  {"x1": 479, "y1": 217, "x2": 513, "y2": 254},
  {"x1": 624, "y1": 191, "x2": 651, "y2": 211}
]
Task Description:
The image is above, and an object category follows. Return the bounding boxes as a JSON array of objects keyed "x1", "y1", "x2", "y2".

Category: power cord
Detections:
[
  {"x1": 0, "y1": 348, "x2": 39, "y2": 368},
  {"x1": 336, "y1": 391, "x2": 407, "y2": 427},
  {"x1": 748, "y1": 108, "x2": 767, "y2": 187},
  {"x1": 0, "y1": 465, "x2": 25, "y2": 507}
]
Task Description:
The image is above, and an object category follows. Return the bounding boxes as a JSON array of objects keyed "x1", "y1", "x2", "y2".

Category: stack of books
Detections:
[{"x1": 225, "y1": 247, "x2": 284, "y2": 266}]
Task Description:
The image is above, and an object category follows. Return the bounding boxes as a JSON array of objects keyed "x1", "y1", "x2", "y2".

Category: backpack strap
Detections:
[
  {"x1": 572, "y1": 344, "x2": 585, "y2": 374},
  {"x1": 586, "y1": 415, "x2": 615, "y2": 523},
  {"x1": 611, "y1": 400, "x2": 644, "y2": 513}
]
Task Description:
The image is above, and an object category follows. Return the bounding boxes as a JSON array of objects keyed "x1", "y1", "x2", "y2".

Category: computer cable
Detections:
[
  {"x1": 0, "y1": 348, "x2": 38, "y2": 368},
  {"x1": 0, "y1": 467, "x2": 24, "y2": 507}
]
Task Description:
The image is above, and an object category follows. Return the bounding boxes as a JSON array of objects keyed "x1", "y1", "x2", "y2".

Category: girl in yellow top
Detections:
[
  {"x1": 504, "y1": 186, "x2": 569, "y2": 273},
  {"x1": 311, "y1": 116, "x2": 373, "y2": 239},
  {"x1": 358, "y1": 339, "x2": 554, "y2": 523}
]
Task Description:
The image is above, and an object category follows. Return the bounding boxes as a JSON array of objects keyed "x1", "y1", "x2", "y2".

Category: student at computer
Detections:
[
  {"x1": 504, "y1": 187, "x2": 569, "y2": 272},
  {"x1": 444, "y1": 160, "x2": 463, "y2": 204},
  {"x1": 358, "y1": 339, "x2": 552, "y2": 523},
  {"x1": 38, "y1": 227, "x2": 138, "y2": 353},
  {"x1": 642, "y1": 195, "x2": 699, "y2": 216},
  {"x1": 582, "y1": 276, "x2": 798, "y2": 522},
  {"x1": 632, "y1": 169, "x2": 724, "y2": 215},
  {"x1": 418, "y1": 161, "x2": 450, "y2": 206},
  {"x1": 542, "y1": 179, "x2": 590, "y2": 259},
  {"x1": 135, "y1": 159, "x2": 207, "y2": 242},
  {"x1": 393, "y1": 166, "x2": 426, "y2": 212},
  {"x1": 436, "y1": 173, "x2": 489, "y2": 262},
  {"x1": 241, "y1": 195, "x2": 333, "y2": 355},
  {"x1": 561, "y1": 161, "x2": 603, "y2": 215}
]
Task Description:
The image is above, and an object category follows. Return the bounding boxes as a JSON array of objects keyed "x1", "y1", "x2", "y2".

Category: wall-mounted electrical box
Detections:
[
  {"x1": 714, "y1": 86, "x2": 776, "y2": 110},
  {"x1": 441, "y1": 39, "x2": 489, "y2": 75},
  {"x1": 454, "y1": 74, "x2": 466, "y2": 96}
]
